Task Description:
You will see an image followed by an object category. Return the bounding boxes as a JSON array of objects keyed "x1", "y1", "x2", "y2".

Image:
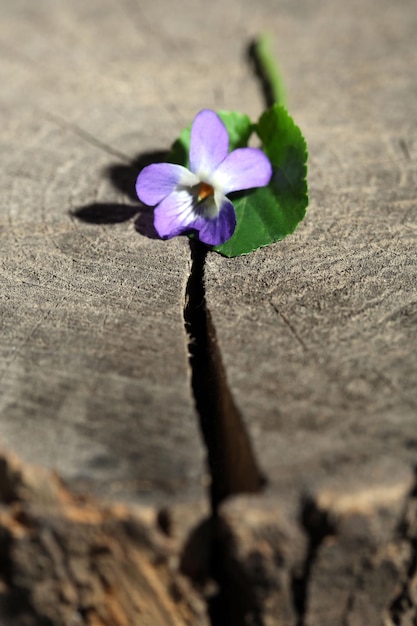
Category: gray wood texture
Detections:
[
  {"x1": 0, "y1": 0, "x2": 416, "y2": 623},
  {"x1": 0, "y1": 0, "x2": 207, "y2": 506},
  {"x1": 203, "y1": 0, "x2": 417, "y2": 623}
]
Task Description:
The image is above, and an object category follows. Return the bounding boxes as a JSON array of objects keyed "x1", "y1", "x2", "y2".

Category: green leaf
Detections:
[
  {"x1": 168, "y1": 110, "x2": 253, "y2": 167},
  {"x1": 213, "y1": 104, "x2": 308, "y2": 257}
]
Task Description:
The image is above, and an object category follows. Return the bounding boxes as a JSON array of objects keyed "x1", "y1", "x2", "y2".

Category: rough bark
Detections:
[{"x1": 0, "y1": 449, "x2": 210, "y2": 626}]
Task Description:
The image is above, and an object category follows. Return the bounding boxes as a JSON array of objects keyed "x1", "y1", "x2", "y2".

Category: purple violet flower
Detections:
[{"x1": 135, "y1": 109, "x2": 272, "y2": 246}]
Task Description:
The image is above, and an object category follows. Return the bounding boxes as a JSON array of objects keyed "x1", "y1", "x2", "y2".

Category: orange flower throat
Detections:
[{"x1": 197, "y1": 181, "x2": 214, "y2": 202}]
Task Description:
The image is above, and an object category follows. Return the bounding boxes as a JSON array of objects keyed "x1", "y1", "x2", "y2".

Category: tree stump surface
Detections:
[{"x1": 0, "y1": 0, "x2": 416, "y2": 624}]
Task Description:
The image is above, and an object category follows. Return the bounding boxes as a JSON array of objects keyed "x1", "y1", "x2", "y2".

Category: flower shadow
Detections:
[
  {"x1": 73, "y1": 203, "x2": 138, "y2": 224},
  {"x1": 107, "y1": 150, "x2": 171, "y2": 202},
  {"x1": 73, "y1": 202, "x2": 160, "y2": 239},
  {"x1": 72, "y1": 150, "x2": 172, "y2": 240}
]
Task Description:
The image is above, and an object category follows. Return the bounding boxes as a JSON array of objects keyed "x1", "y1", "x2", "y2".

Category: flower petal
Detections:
[
  {"x1": 189, "y1": 110, "x2": 229, "y2": 178},
  {"x1": 153, "y1": 189, "x2": 196, "y2": 239},
  {"x1": 136, "y1": 163, "x2": 199, "y2": 206},
  {"x1": 213, "y1": 148, "x2": 272, "y2": 194},
  {"x1": 192, "y1": 196, "x2": 236, "y2": 246}
]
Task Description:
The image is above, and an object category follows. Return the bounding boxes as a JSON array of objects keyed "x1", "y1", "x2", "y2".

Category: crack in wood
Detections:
[
  {"x1": 184, "y1": 240, "x2": 265, "y2": 509},
  {"x1": 42, "y1": 110, "x2": 132, "y2": 163},
  {"x1": 183, "y1": 240, "x2": 266, "y2": 624},
  {"x1": 270, "y1": 302, "x2": 309, "y2": 353},
  {"x1": 290, "y1": 498, "x2": 335, "y2": 626}
]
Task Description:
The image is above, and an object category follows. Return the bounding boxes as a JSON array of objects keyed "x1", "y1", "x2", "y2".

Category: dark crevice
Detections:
[
  {"x1": 183, "y1": 239, "x2": 266, "y2": 625},
  {"x1": 210, "y1": 515, "x2": 267, "y2": 626},
  {"x1": 291, "y1": 498, "x2": 335, "y2": 626},
  {"x1": 184, "y1": 239, "x2": 265, "y2": 510}
]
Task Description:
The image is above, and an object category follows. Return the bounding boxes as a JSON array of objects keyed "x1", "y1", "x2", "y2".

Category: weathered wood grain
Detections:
[
  {"x1": 0, "y1": 2, "x2": 216, "y2": 620},
  {"x1": 203, "y1": 0, "x2": 417, "y2": 623},
  {"x1": 0, "y1": 0, "x2": 416, "y2": 623},
  {"x1": 0, "y1": 0, "x2": 210, "y2": 506}
]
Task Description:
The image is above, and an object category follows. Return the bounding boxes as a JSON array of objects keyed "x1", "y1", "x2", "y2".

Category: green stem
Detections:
[{"x1": 252, "y1": 34, "x2": 286, "y2": 108}]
